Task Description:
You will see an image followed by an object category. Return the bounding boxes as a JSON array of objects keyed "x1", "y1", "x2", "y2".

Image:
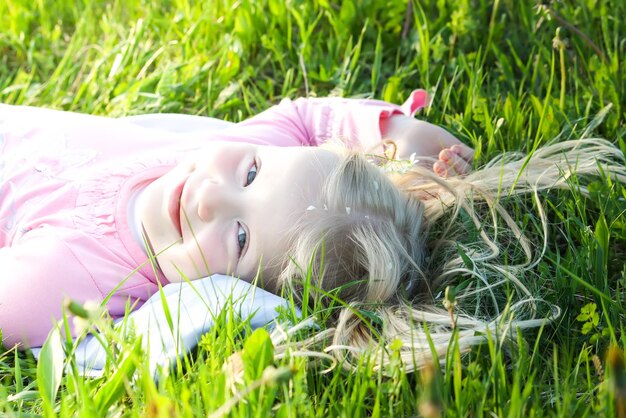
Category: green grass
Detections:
[{"x1": 1, "y1": 0, "x2": 626, "y2": 416}]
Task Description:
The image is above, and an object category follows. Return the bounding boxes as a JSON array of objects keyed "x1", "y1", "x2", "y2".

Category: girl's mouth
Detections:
[{"x1": 169, "y1": 177, "x2": 187, "y2": 238}]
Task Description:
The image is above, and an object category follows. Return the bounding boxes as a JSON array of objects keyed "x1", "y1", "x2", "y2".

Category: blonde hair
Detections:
[{"x1": 272, "y1": 138, "x2": 626, "y2": 372}]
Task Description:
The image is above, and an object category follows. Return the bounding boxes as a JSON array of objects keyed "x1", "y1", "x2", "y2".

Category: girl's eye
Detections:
[
  {"x1": 237, "y1": 223, "x2": 247, "y2": 256},
  {"x1": 245, "y1": 163, "x2": 257, "y2": 186}
]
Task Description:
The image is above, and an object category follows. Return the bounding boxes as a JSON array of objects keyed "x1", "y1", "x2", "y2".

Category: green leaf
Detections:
[
  {"x1": 339, "y1": 1, "x2": 356, "y2": 22},
  {"x1": 581, "y1": 322, "x2": 594, "y2": 335},
  {"x1": 581, "y1": 103, "x2": 613, "y2": 138},
  {"x1": 7, "y1": 390, "x2": 41, "y2": 402},
  {"x1": 242, "y1": 328, "x2": 274, "y2": 381},
  {"x1": 591, "y1": 312, "x2": 600, "y2": 327},
  {"x1": 456, "y1": 244, "x2": 475, "y2": 270},
  {"x1": 65, "y1": 299, "x2": 90, "y2": 319},
  {"x1": 37, "y1": 325, "x2": 64, "y2": 414},
  {"x1": 268, "y1": 0, "x2": 284, "y2": 16},
  {"x1": 389, "y1": 338, "x2": 403, "y2": 352},
  {"x1": 382, "y1": 76, "x2": 401, "y2": 104},
  {"x1": 581, "y1": 303, "x2": 596, "y2": 316},
  {"x1": 371, "y1": 30, "x2": 382, "y2": 93},
  {"x1": 262, "y1": 366, "x2": 296, "y2": 387},
  {"x1": 445, "y1": 286, "x2": 457, "y2": 304},
  {"x1": 595, "y1": 214, "x2": 609, "y2": 264},
  {"x1": 361, "y1": 309, "x2": 383, "y2": 328},
  {"x1": 576, "y1": 312, "x2": 590, "y2": 322},
  {"x1": 93, "y1": 338, "x2": 141, "y2": 414}
]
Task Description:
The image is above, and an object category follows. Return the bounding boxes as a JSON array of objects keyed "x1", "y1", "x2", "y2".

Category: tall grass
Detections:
[{"x1": 1, "y1": 0, "x2": 625, "y2": 415}]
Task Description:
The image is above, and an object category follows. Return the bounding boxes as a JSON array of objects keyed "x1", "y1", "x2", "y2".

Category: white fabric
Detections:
[
  {"x1": 127, "y1": 186, "x2": 146, "y2": 252},
  {"x1": 32, "y1": 274, "x2": 292, "y2": 378}
]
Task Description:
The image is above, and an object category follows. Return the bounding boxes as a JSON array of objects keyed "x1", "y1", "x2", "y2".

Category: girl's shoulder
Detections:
[{"x1": 0, "y1": 105, "x2": 198, "y2": 162}]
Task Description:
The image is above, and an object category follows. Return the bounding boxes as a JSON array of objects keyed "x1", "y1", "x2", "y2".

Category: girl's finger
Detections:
[
  {"x1": 450, "y1": 143, "x2": 475, "y2": 162},
  {"x1": 439, "y1": 149, "x2": 471, "y2": 175},
  {"x1": 448, "y1": 153, "x2": 472, "y2": 175},
  {"x1": 433, "y1": 160, "x2": 449, "y2": 177}
]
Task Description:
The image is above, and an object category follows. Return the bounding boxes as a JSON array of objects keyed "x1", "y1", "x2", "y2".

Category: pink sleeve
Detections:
[
  {"x1": 228, "y1": 89, "x2": 429, "y2": 151},
  {"x1": 0, "y1": 234, "x2": 101, "y2": 349}
]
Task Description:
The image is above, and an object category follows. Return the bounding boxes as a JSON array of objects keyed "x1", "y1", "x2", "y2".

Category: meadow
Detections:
[{"x1": 1, "y1": 0, "x2": 625, "y2": 416}]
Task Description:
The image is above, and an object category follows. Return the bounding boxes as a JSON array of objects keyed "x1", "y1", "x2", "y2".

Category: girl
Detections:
[
  {"x1": 0, "y1": 90, "x2": 466, "y2": 349},
  {"x1": 2, "y1": 91, "x2": 624, "y2": 374}
]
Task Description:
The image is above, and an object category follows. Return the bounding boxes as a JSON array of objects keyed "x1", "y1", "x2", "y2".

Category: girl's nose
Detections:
[{"x1": 196, "y1": 179, "x2": 237, "y2": 222}]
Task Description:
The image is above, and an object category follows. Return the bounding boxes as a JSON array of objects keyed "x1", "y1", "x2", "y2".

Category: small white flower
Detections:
[
  {"x1": 72, "y1": 316, "x2": 89, "y2": 335},
  {"x1": 306, "y1": 205, "x2": 316, "y2": 211},
  {"x1": 378, "y1": 154, "x2": 420, "y2": 175},
  {"x1": 346, "y1": 207, "x2": 351, "y2": 215},
  {"x1": 408, "y1": 152, "x2": 420, "y2": 166},
  {"x1": 83, "y1": 300, "x2": 101, "y2": 312}
]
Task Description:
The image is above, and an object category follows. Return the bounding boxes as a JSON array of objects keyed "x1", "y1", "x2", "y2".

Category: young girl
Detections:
[
  {"x1": 0, "y1": 90, "x2": 466, "y2": 349},
  {"x1": 2, "y1": 90, "x2": 624, "y2": 374}
]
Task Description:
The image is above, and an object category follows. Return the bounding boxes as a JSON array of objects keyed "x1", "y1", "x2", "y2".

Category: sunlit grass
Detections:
[{"x1": 1, "y1": 0, "x2": 625, "y2": 415}]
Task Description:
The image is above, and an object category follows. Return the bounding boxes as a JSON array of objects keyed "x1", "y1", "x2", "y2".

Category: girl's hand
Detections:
[
  {"x1": 382, "y1": 115, "x2": 473, "y2": 177},
  {"x1": 383, "y1": 116, "x2": 464, "y2": 161},
  {"x1": 433, "y1": 144, "x2": 475, "y2": 178}
]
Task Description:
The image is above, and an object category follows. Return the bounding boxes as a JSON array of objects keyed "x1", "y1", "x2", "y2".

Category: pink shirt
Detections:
[{"x1": 0, "y1": 90, "x2": 428, "y2": 348}]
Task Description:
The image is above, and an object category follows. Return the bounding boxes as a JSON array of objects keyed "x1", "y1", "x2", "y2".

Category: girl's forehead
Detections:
[
  {"x1": 259, "y1": 145, "x2": 340, "y2": 171},
  {"x1": 257, "y1": 146, "x2": 339, "y2": 214}
]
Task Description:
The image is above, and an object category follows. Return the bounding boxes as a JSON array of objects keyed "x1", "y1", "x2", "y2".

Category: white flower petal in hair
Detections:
[{"x1": 307, "y1": 204, "x2": 329, "y2": 211}]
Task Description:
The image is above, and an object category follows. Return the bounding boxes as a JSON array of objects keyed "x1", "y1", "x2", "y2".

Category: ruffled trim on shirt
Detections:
[
  {"x1": 115, "y1": 165, "x2": 174, "y2": 285},
  {"x1": 401, "y1": 89, "x2": 430, "y2": 117},
  {"x1": 73, "y1": 155, "x2": 183, "y2": 285},
  {"x1": 333, "y1": 89, "x2": 430, "y2": 154}
]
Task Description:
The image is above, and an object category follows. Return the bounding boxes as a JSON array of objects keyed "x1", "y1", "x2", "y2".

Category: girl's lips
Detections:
[{"x1": 168, "y1": 176, "x2": 187, "y2": 238}]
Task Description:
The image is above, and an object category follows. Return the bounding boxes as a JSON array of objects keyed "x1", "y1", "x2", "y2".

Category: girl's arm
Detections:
[
  {"x1": 221, "y1": 90, "x2": 472, "y2": 172},
  {"x1": 383, "y1": 115, "x2": 462, "y2": 159},
  {"x1": 383, "y1": 114, "x2": 474, "y2": 176},
  {"x1": 0, "y1": 236, "x2": 100, "y2": 349}
]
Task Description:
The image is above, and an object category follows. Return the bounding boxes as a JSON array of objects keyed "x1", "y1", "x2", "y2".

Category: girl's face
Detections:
[{"x1": 138, "y1": 142, "x2": 339, "y2": 285}]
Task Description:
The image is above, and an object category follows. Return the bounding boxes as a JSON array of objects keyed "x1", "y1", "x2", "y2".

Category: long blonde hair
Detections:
[{"x1": 273, "y1": 138, "x2": 626, "y2": 372}]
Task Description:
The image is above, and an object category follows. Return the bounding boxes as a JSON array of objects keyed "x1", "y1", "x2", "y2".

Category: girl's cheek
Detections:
[{"x1": 177, "y1": 159, "x2": 196, "y2": 173}]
